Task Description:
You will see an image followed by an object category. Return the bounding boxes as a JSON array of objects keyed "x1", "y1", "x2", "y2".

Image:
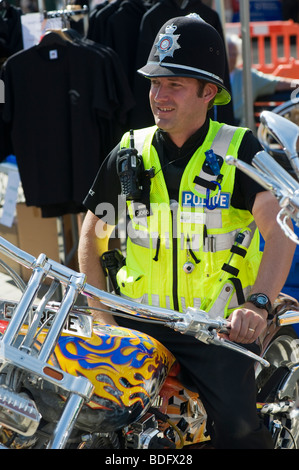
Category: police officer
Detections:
[{"x1": 78, "y1": 14, "x2": 295, "y2": 448}]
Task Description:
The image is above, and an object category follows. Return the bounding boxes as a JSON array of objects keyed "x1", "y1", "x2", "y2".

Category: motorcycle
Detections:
[{"x1": 0, "y1": 112, "x2": 299, "y2": 450}]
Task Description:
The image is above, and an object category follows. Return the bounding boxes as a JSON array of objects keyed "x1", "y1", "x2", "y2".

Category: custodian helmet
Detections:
[{"x1": 138, "y1": 13, "x2": 231, "y2": 106}]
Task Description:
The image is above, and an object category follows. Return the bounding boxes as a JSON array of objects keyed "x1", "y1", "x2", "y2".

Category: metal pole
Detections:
[
  {"x1": 214, "y1": 0, "x2": 226, "y2": 28},
  {"x1": 239, "y1": 0, "x2": 255, "y2": 132}
]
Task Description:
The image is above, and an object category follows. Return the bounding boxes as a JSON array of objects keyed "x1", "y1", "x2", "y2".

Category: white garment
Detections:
[{"x1": 230, "y1": 67, "x2": 279, "y2": 125}]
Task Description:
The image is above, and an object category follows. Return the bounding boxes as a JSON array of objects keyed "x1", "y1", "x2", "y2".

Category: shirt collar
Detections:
[{"x1": 158, "y1": 118, "x2": 210, "y2": 159}]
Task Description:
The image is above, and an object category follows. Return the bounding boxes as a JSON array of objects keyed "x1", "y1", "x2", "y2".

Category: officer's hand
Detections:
[{"x1": 225, "y1": 302, "x2": 268, "y2": 344}]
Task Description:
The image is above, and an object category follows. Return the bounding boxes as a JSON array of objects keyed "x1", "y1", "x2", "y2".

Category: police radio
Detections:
[{"x1": 116, "y1": 130, "x2": 145, "y2": 201}]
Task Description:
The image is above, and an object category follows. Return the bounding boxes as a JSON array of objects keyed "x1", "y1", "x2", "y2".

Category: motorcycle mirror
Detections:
[
  {"x1": 252, "y1": 150, "x2": 299, "y2": 193},
  {"x1": 277, "y1": 310, "x2": 299, "y2": 327},
  {"x1": 258, "y1": 110, "x2": 299, "y2": 178}
]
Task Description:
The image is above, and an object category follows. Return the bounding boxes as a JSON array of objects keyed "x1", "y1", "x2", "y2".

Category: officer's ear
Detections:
[{"x1": 202, "y1": 83, "x2": 218, "y2": 103}]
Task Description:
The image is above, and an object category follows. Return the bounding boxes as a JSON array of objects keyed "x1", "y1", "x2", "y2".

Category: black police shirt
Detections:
[{"x1": 84, "y1": 118, "x2": 264, "y2": 224}]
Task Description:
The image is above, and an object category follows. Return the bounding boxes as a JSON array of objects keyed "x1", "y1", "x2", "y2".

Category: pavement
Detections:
[
  {"x1": 0, "y1": 270, "x2": 24, "y2": 302},
  {"x1": 0, "y1": 263, "x2": 89, "y2": 317},
  {"x1": 0, "y1": 266, "x2": 62, "y2": 304}
]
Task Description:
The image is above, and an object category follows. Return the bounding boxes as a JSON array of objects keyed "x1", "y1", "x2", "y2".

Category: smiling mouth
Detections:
[{"x1": 156, "y1": 107, "x2": 173, "y2": 113}]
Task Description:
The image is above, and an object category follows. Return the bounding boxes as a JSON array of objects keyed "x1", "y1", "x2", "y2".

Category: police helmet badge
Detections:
[{"x1": 154, "y1": 23, "x2": 181, "y2": 62}]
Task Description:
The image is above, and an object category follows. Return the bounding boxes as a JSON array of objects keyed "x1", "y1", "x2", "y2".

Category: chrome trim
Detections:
[{"x1": 0, "y1": 387, "x2": 41, "y2": 437}]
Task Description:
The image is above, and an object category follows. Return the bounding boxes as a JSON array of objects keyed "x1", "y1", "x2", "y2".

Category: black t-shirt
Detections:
[
  {"x1": 84, "y1": 119, "x2": 264, "y2": 223},
  {"x1": 1, "y1": 37, "x2": 134, "y2": 217}
]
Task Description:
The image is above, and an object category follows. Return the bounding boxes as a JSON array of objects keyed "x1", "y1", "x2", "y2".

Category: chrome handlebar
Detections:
[
  {"x1": 169, "y1": 307, "x2": 270, "y2": 367},
  {"x1": 0, "y1": 235, "x2": 270, "y2": 368}
]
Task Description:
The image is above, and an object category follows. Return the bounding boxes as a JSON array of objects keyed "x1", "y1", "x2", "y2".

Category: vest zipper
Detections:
[
  {"x1": 172, "y1": 222, "x2": 179, "y2": 312},
  {"x1": 171, "y1": 201, "x2": 179, "y2": 311}
]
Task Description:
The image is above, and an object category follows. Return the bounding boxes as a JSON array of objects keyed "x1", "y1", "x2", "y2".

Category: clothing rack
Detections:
[
  {"x1": 43, "y1": 5, "x2": 89, "y2": 31},
  {"x1": 43, "y1": 5, "x2": 89, "y2": 20}
]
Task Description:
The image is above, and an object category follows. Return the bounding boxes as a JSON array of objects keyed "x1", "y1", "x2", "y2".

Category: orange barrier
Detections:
[
  {"x1": 226, "y1": 20, "x2": 299, "y2": 78},
  {"x1": 254, "y1": 100, "x2": 285, "y2": 127}
]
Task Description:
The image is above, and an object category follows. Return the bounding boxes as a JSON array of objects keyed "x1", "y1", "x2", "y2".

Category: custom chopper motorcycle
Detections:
[{"x1": 0, "y1": 110, "x2": 298, "y2": 449}]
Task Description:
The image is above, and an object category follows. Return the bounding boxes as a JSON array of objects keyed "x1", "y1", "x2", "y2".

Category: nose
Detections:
[{"x1": 152, "y1": 83, "x2": 167, "y2": 101}]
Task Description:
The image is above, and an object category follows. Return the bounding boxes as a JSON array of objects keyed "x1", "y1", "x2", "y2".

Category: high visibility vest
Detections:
[{"x1": 116, "y1": 120, "x2": 262, "y2": 318}]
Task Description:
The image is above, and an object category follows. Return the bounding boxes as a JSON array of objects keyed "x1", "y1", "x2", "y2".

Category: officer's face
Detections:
[{"x1": 149, "y1": 76, "x2": 216, "y2": 147}]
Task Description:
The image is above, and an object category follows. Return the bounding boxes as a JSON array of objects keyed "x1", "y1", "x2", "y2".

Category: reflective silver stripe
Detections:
[
  {"x1": 180, "y1": 297, "x2": 201, "y2": 312},
  {"x1": 216, "y1": 221, "x2": 257, "y2": 252},
  {"x1": 181, "y1": 233, "x2": 198, "y2": 250},
  {"x1": 119, "y1": 293, "x2": 148, "y2": 304},
  {"x1": 194, "y1": 124, "x2": 238, "y2": 196},
  {"x1": 205, "y1": 210, "x2": 222, "y2": 229},
  {"x1": 182, "y1": 221, "x2": 257, "y2": 253},
  {"x1": 181, "y1": 224, "x2": 256, "y2": 254},
  {"x1": 120, "y1": 284, "x2": 252, "y2": 315},
  {"x1": 128, "y1": 227, "x2": 172, "y2": 251},
  {"x1": 119, "y1": 293, "x2": 177, "y2": 311},
  {"x1": 145, "y1": 61, "x2": 224, "y2": 84},
  {"x1": 151, "y1": 294, "x2": 160, "y2": 306},
  {"x1": 165, "y1": 232, "x2": 170, "y2": 249},
  {"x1": 128, "y1": 227, "x2": 151, "y2": 248},
  {"x1": 193, "y1": 182, "x2": 219, "y2": 200},
  {"x1": 129, "y1": 221, "x2": 256, "y2": 253},
  {"x1": 193, "y1": 298, "x2": 201, "y2": 309},
  {"x1": 191, "y1": 230, "x2": 241, "y2": 253},
  {"x1": 132, "y1": 128, "x2": 152, "y2": 155},
  {"x1": 228, "y1": 285, "x2": 252, "y2": 310},
  {"x1": 180, "y1": 209, "x2": 222, "y2": 229},
  {"x1": 184, "y1": 233, "x2": 200, "y2": 251},
  {"x1": 241, "y1": 221, "x2": 257, "y2": 248},
  {"x1": 211, "y1": 124, "x2": 238, "y2": 156},
  {"x1": 208, "y1": 282, "x2": 234, "y2": 318},
  {"x1": 128, "y1": 228, "x2": 161, "y2": 250},
  {"x1": 119, "y1": 292, "x2": 170, "y2": 310},
  {"x1": 203, "y1": 230, "x2": 238, "y2": 252}
]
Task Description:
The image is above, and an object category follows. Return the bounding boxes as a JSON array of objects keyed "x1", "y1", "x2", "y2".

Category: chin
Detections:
[{"x1": 154, "y1": 117, "x2": 170, "y2": 131}]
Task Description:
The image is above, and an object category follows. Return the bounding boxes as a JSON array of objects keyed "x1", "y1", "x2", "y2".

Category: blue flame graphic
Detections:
[{"x1": 57, "y1": 331, "x2": 156, "y2": 370}]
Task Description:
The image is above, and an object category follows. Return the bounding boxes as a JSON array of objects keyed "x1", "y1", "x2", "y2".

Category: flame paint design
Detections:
[
  {"x1": 51, "y1": 324, "x2": 175, "y2": 411},
  {"x1": 58, "y1": 332, "x2": 156, "y2": 370}
]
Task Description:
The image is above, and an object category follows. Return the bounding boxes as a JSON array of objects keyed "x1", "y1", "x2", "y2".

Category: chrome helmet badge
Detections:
[{"x1": 154, "y1": 23, "x2": 181, "y2": 62}]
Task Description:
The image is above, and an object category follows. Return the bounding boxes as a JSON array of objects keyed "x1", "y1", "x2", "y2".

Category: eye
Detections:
[
  {"x1": 150, "y1": 79, "x2": 160, "y2": 88},
  {"x1": 169, "y1": 80, "x2": 183, "y2": 89}
]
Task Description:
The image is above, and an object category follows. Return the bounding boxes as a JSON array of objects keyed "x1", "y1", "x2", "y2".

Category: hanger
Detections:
[
  {"x1": 37, "y1": 29, "x2": 73, "y2": 48},
  {"x1": 0, "y1": 0, "x2": 8, "y2": 10},
  {"x1": 0, "y1": 0, "x2": 9, "y2": 18}
]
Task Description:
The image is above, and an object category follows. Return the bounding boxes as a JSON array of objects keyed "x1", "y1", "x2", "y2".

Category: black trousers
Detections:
[{"x1": 116, "y1": 317, "x2": 274, "y2": 449}]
